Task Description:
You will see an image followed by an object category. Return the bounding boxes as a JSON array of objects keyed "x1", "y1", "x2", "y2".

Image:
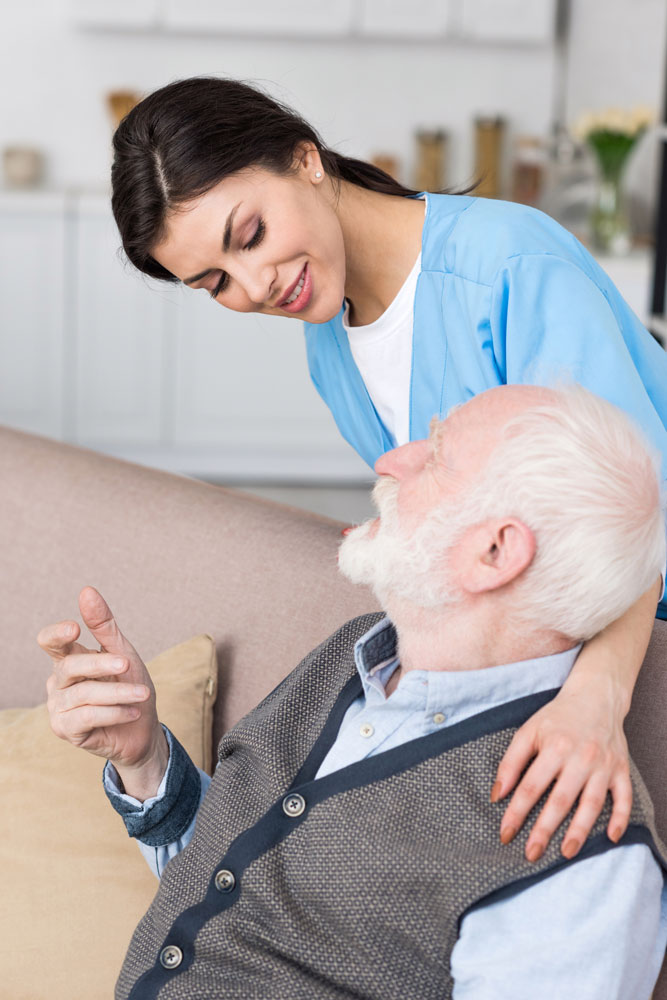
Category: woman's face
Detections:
[{"x1": 151, "y1": 151, "x2": 347, "y2": 324}]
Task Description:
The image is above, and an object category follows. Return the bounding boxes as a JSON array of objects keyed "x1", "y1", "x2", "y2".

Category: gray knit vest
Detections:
[{"x1": 117, "y1": 613, "x2": 666, "y2": 999}]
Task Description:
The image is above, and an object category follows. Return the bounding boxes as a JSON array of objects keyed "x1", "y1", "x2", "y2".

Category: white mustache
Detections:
[{"x1": 371, "y1": 476, "x2": 400, "y2": 522}]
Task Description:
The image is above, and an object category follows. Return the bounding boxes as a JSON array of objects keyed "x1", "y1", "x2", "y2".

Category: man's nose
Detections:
[{"x1": 374, "y1": 440, "x2": 429, "y2": 479}]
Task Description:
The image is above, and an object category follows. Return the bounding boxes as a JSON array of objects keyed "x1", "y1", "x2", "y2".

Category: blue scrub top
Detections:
[{"x1": 304, "y1": 193, "x2": 667, "y2": 612}]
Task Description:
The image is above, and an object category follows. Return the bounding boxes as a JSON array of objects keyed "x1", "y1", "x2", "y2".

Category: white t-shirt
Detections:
[{"x1": 342, "y1": 200, "x2": 425, "y2": 448}]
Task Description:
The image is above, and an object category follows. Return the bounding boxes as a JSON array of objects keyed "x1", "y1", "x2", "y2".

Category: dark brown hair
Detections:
[{"x1": 112, "y1": 76, "x2": 429, "y2": 282}]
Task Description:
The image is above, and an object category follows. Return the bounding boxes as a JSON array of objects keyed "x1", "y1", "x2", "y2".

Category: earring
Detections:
[{"x1": 315, "y1": 171, "x2": 322, "y2": 179}]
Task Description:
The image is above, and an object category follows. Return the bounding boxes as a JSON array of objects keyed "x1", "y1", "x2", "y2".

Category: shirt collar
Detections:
[{"x1": 353, "y1": 616, "x2": 582, "y2": 721}]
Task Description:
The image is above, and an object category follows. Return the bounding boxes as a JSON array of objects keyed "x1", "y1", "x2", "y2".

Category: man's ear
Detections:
[{"x1": 459, "y1": 518, "x2": 535, "y2": 594}]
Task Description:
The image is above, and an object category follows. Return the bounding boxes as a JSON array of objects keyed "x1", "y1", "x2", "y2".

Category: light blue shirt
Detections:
[{"x1": 106, "y1": 618, "x2": 667, "y2": 997}]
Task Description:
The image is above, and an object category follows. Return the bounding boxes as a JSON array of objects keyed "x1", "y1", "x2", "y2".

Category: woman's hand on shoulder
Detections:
[{"x1": 492, "y1": 672, "x2": 631, "y2": 862}]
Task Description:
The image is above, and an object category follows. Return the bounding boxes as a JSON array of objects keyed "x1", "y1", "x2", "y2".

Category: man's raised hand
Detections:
[{"x1": 38, "y1": 586, "x2": 168, "y2": 800}]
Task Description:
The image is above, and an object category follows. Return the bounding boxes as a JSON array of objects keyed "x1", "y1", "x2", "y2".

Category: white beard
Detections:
[{"x1": 338, "y1": 477, "x2": 467, "y2": 609}]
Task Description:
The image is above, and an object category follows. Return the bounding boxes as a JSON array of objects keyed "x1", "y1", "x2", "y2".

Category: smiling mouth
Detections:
[
  {"x1": 278, "y1": 264, "x2": 312, "y2": 313},
  {"x1": 284, "y1": 269, "x2": 305, "y2": 305}
]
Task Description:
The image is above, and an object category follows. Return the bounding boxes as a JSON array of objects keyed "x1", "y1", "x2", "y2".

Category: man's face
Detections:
[
  {"x1": 338, "y1": 394, "x2": 502, "y2": 608},
  {"x1": 338, "y1": 387, "x2": 547, "y2": 608}
]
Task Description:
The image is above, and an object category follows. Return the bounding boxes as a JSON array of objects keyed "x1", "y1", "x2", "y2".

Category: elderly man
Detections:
[{"x1": 41, "y1": 384, "x2": 667, "y2": 999}]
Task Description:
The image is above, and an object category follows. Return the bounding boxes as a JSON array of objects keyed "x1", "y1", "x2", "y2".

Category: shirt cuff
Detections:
[{"x1": 103, "y1": 725, "x2": 202, "y2": 846}]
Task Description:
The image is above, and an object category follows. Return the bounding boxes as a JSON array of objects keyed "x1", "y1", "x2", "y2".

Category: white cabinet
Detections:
[
  {"x1": 458, "y1": 0, "x2": 557, "y2": 43},
  {"x1": 68, "y1": 0, "x2": 557, "y2": 43},
  {"x1": 0, "y1": 191, "x2": 369, "y2": 482},
  {"x1": 170, "y1": 290, "x2": 353, "y2": 478},
  {"x1": 358, "y1": 0, "x2": 455, "y2": 39},
  {"x1": 162, "y1": 0, "x2": 355, "y2": 36},
  {"x1": 0, "y1": 193, "x2": 67, "y2": 438},
  {"x1": 74, "y1": 197, "x2": 167, "y2": 448},
  {"x1": 68, "y1": 0, "x2": 162, "y2": 28}
]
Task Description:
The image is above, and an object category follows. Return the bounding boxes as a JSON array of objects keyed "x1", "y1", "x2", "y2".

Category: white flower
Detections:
[{"x1": 572, "y1": 104, "x2": 655, "y2": 140}]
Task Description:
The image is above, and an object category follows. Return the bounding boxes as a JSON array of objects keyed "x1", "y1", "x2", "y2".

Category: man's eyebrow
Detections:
[
  {"x1": 183, "y1": 202, "x2": 241, "y2": 285},
  {"x1": 428, "y1": 417, "x2": 444, "y2": 453}
]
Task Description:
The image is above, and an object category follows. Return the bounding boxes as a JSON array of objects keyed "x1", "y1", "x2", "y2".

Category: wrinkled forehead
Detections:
[
  {"x1": 427, "y1": 396, "x2": 487, "y2": 452},
  {"x1": 427, "y1": 385, "x2": 554, "y2": 461}
]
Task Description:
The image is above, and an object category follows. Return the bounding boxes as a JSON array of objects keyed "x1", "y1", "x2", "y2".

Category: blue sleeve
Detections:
[
  {"x1": 103, "y1": 726, "x2": 204, "y2": 847},
  {"x1": 137, "y1": 771, "x2": 210, "y2": 878},
  {"x1": 489, "y1": 252, "x2": 667, "y2": 600}
]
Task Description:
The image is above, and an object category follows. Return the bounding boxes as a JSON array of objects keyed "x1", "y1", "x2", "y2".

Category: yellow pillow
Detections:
[{"x1": 0, "y1": 634, "x2": 218, "y2": 1000}]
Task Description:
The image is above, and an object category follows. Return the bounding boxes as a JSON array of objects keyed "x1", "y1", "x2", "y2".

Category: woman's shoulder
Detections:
[{"x1": 423, "y1": 194, "x2": 586, "y2": 286}]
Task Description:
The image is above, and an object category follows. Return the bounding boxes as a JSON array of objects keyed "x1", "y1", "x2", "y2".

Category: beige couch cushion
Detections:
[{"x1": 0, "y1": 634, "x2": 217, "y2": 1000}]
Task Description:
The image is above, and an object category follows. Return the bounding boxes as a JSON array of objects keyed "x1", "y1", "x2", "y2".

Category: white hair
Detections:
[{"x1": 452, "y1": 384, "x2": 666, "y2": 640}]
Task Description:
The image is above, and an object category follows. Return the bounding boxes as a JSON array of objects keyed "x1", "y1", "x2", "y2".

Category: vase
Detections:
[
  {"x1": 587, "y1": 130, "x2": 636, "y2": 255},
  {"x1": 590, "y1": 174, "x2": 631, "y2": 255}
]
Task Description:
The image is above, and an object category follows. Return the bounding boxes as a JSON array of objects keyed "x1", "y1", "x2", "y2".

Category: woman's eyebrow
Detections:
[{"x1": 183, "y1": 202, "x2": 242, "y2": 285}]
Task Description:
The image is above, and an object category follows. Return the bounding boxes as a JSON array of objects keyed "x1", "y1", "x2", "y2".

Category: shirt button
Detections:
[
  {"x1": 214, "y1": 869, "x2": 236, "y2": 893},
  {"x1": 433, "y1": 713, "x2": 446, "y2": 724},
  {"x1": 282, "y1": 793, "x2": 306, "y2": 817},
  {"x1": 359, "y1": 722, "x2": 374, "y2": 738},
  {"x1": 159, "y1": 945, "x2": 183, "y2": 969}
]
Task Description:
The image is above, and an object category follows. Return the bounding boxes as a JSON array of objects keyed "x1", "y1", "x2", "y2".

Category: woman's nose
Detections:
[{"x1": 237, "y1": 261, "x2": 277, "y2": 306}]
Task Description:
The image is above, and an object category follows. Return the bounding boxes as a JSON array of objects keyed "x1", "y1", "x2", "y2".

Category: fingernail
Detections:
[
  {"x1": 65, "y1": 624, "x2": 76, "y2": 638},
  {"x1": 526, "y1": 843, "x2": 544, "y2": 863},
  {"x1": 500, "y1": 825, "x2": 517, "y2": 845},
  {"x1": 490, "y1": 781, "x2": 503, "y2": 803},
  {"x1": 112, "y1": 658, "x2": 126, "y2": 671},
  {"x1": 341, "y1": 526, "x2": 353, "y2": 536},
  {"x1": 609, "y1": 826, "x2": 623, "y2": 844},
  {"x1": 562, "y1": 838, "x2": 580, "y2": 859},
  {"x1": 133, "y1": 685, "x2": 146, "y2": 698}
]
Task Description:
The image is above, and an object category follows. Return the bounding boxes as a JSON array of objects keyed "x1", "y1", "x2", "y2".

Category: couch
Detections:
[{"x1": 2, "y1": 425, "x2": 666, "y2": 997}]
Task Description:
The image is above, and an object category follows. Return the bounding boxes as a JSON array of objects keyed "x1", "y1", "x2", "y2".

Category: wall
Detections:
[{"x1": 566, "y1": 0, "x2": 666, "y2": 119}]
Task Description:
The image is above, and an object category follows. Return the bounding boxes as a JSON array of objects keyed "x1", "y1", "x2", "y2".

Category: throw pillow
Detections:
[{"x1": 0, "y1": 633, "x2": 217, "y2": 1000}]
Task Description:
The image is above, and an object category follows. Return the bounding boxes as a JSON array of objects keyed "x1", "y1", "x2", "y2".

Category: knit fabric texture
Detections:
[{"x1": 117, "y1": 613, "x2": 666, "y2": 999}]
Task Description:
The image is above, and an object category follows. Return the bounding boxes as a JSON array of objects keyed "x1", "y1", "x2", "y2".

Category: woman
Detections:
[{"x1": 111, "y1": 76, "x2": 667, "y2": 862}]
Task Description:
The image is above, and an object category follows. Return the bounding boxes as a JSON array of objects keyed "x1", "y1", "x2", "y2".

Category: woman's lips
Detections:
[{"x1": 280, "y1": 263, "x2": 312, "y2": 314}]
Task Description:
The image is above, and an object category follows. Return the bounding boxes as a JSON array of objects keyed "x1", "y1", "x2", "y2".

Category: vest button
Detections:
[
  {"x1": 214, "y1": 868, "x2": 236, "y2": 893},
  {"x1": 159, "y1": 945, "x2": 183, "y2": 969},
  {"x1": 282, "y1": 793, "x2": 306, "y2": 817}
]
